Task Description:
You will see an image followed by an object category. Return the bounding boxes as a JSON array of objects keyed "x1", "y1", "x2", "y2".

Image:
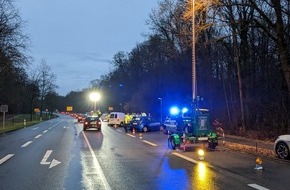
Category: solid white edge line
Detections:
[
  {"x1": 82, "y1": 131, "x2": 111, "y2": 190},
  {"x1": 142, "y1": 140, "x2": 158, "y2": 147},
  {"x1": 0, "y1": 154, "x2": 14, "y2": 165},
  {"x1": 248, "y1": 184, "x2": 270, "y2": 190},
  {"x1": 21, "y1": 141, "x2": 33, "y2": 148}
]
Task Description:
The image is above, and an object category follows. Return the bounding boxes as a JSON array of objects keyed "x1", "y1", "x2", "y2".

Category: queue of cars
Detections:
[{"x1": 77, "y1": 114, "x2": 86, "y2": 122}]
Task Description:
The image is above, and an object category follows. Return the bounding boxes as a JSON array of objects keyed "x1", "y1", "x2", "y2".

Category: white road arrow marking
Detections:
[
  {"x1": 40, "y1": 150, "x2": 61, "y2": 169},
  {"x1": 40, "y1": 150, "x2": 52, "y2": 165},
  {"x1": 0, "y1": 154, "x2": 14, "y2": 165},
  {"x1": 49, "y1": 159, "x2": 61, "y2": 169}
]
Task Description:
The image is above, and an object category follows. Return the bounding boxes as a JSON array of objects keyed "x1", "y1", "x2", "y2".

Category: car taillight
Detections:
[{"x1": 84, "y1": 122, "x2": 88, "y2": 125}]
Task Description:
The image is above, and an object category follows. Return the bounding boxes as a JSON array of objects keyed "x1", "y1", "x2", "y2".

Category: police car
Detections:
[
  {"x1": 161, "y1": 116, "x2": 192, "y2": 134},
  {"x1": 161, "y1": 118, "x2": 177, "y2": 134}
]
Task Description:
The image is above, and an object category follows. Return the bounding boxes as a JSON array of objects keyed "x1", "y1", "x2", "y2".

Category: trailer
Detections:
[{"x1": 167, "y1": 108, "x2": 223, "y2": 151}]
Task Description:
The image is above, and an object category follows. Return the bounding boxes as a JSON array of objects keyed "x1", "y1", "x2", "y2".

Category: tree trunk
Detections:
[{"x1": 272, "y1": 0, "x2": 290, "y2": 95}]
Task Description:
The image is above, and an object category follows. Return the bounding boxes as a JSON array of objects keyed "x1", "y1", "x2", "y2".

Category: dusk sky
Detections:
[{"x1": 15, "y1": 0, "x2": 159, "y2": 96}]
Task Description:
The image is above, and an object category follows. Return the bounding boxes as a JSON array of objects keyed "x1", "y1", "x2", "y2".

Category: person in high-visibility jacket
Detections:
[{"x1": 124, "y1": 113, "x2": 131, "y2": 132}]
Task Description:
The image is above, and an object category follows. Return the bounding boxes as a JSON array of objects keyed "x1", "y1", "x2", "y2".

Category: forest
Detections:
[{"x1": 1, "y1": 0, "x2": 289, "y2": 138}]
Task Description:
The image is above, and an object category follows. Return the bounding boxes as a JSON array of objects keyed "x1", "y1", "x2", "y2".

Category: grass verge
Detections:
[{"x1": 0, "y1": 114, "x2": 57, "y2": 134}]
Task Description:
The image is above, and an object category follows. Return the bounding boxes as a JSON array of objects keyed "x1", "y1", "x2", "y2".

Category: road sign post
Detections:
[{"x1": 1, "y1": 105, "x2": 8, "y2": 132}]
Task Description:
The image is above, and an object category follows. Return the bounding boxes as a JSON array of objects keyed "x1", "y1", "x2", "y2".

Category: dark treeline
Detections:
[
  {"x1": 0, "y1": 0, "x2": 30, "y2": 114},
  {"x1": 1, "y1": 0, "x2": 289, "y2": 138},
  {"x1": 93, "y1": 0, "x2": 290, "y2": 137}
]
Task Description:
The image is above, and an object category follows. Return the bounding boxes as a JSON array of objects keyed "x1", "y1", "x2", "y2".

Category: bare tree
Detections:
[
  {"x1": 0, "y1": 0, "x2": 30, "y2": 112},
  {"x1": 26, "y1": 71, "x2": 40, "y2": 121},
  {"x1": 249, "y1": 0, "x2": 290, "y2": 95},
  {"x1": 36, "y1": 59, "x2": 57, "y2": 118}
]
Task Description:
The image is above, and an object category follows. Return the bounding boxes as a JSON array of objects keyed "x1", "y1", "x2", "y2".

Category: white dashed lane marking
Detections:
[
  {"x1": 142, "y1": 140, "x2": 158, "y2": 147},
  {"x1": 127, "y1": 134, "x2": 136, "y2": 138},
  {"x1": 35, "y1": 134, "x2": 42, "y2": 139},
  {"x1": 0, "y1": 154, "x2": 14, "y2": 165},
  {"x1": 21, "y1": 141, "x2": 33, "y2": 148},
  {"x1": 248, "y1": 184, "x2": 270, "y2": 190}
]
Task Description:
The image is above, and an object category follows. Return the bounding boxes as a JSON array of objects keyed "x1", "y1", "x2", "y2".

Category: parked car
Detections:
[
  {"x1": 129, "y1": 116, "x2": 161, "y2": 132},
  {"x1": 83, "y1": 116, "x2": 101, "y2": 131},
  {"x1": 108, "y1": 112, "x2": 125, "y2": 127},
  {"x1": 274, "y1": 134, "x2": 290, "y2": 159}
]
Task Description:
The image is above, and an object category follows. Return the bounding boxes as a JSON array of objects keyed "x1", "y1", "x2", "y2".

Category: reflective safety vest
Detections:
[{"x1": 125, "y1": 114, "x2": 131, "y2": 124}]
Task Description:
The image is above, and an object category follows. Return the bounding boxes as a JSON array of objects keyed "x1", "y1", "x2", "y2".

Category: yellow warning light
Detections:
[
  {"x1": 198, "y1": 149, "x2": 205, "y2": 160},
  {"x1": 198, "y1": 149, "x2": 205, "y2": 156},
  {"x1": 256, "y1": 157, "x2": 262, "y2": 165}
]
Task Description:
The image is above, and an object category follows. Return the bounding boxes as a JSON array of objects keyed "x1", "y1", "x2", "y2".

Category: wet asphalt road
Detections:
[{"x1": 0, "y1": 114, "x2": 289, "y2": 190}]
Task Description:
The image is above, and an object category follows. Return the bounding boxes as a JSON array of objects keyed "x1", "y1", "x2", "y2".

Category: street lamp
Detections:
[
  {"x1": 89, "y1": 92, "x2": 101, "y2": 112},
  {"x1": 119, "y1": 103, "x2": 123, "y2": 112},
  {"x1": 191, "y1": 0, "x2": 196, "y2": 102},
  {"x1": 158, "y1": 98, "x2": 162, "y2": 122}
]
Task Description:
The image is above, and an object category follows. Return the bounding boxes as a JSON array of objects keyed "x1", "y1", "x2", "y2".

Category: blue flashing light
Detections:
[
  {"x1": 182, "y1": 107, "x2": 188, "y2": 113},
  {"x1": 170, "y1": 107, "x2": 180, "y2": 115}
]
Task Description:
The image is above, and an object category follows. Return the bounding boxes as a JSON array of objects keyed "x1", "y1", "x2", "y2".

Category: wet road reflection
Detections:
[
  {"x1": 192, "y1": 162, "x2": 219, "y2": 190},
  {"x1": 80, "y1": 122, "x2": 221, "y2": 190}
]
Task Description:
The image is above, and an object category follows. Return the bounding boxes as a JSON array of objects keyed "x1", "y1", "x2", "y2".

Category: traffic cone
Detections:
[
  {"x1": 132, "y1": 128, "x2": 135, "y2": 135},
  {"x1": 139, "y1": 133, "x2": 142, "y2": 139},
  {"x1": 254, "y1": 157, "x2": 263, "y2": 170}
]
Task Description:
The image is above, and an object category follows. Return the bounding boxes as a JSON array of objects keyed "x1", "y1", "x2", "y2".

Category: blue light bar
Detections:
[
  {"x1": 182, "y1": 107, "x2": 188, "y2": 113},
  {"x1": 170, "y1": 107, "x2": 180, "y2": 115}
]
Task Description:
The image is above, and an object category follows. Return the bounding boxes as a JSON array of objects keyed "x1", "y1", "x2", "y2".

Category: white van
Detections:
[{"x1": 108, "y1": 112, "x2": 125, "y2": 127}]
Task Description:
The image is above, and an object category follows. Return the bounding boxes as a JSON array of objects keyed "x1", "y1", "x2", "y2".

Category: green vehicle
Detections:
[{"x1": 168, "y1": 108, "x2": 222, "y2": 151}]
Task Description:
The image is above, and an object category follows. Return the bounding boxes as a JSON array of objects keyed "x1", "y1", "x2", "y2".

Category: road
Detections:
[{"x1": 0, "y1": 114, "x2": 289, "y2": 190}]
